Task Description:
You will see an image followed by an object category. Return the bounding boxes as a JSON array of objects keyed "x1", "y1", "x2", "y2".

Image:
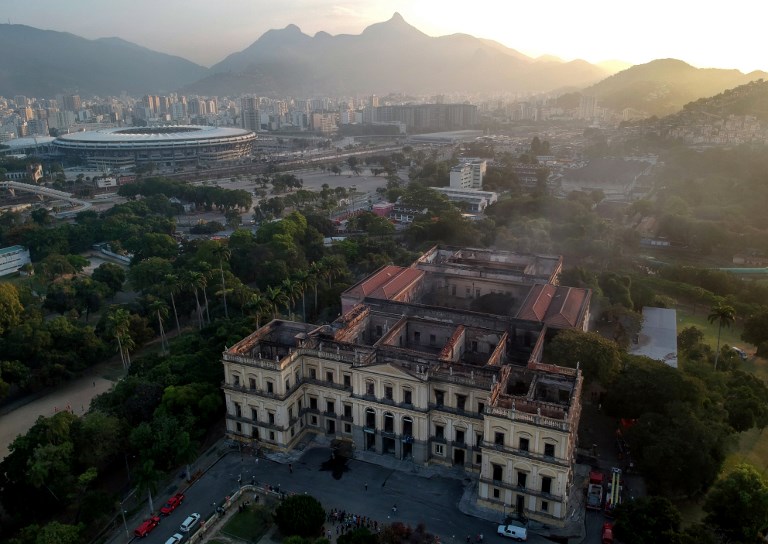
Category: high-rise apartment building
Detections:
[{"x1": 62, "y1": 95, "x2": 81, "y2": 113}]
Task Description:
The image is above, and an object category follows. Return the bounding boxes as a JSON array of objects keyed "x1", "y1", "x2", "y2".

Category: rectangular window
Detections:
[
  {"x1": 475, "y1": 453, "x2": 482, "y2": 464},
  {"x1": 476, "y1": 433, "x2": 483, "y2": 447},
  {"x1": 456, "y1": 430, "x2": 465, "y2": 445},
  {"x1": 414, "y1": 331, "x2": 420, "y2": 344},
  {"x1": 234, "y1": 402, "x2": 242, "y2": 417},
  {"x1": 269, "y1": 431, "x2": 275, "y2": 441},
  {"x1": 517, "y1": 472, "x2": 527, "y2": 488},
  {"x1": 385, "y1": 386, "x2": 393, "y2": 400},
  {"x1": 298, "y1": 399, "x2": 303, "y2": 411},
  {"x1": 366, "y1": 381, "x2": 375, "y2": 395},
  {"x1": 435, "y1": 425, "x2": 445, "y2": 439},
  {"x1": 326, "y1": 400, "x2": 335, "y2": 414},
  {"x1": 285, "y1": 379, "x2": 290, "y2": 391},
  {"x1": 309, "y1": 368, "x2": 317, "y2": 379},
  {"x1": 344, "y1": 404, "x2": 352, "y2": 418},
  {"x1": 309, "y1": 397, "x2": 318, "y2": 410},
  {"x1": 288, "y1": 406, "x2": 294, "y2": 419},
  {"x1": 326, "y1": 371, "x2": 334, "y2": 383},
  {"x1": 233, "y1": 374, "x2": 240, "y2": 386},
  {"x1": 494, "y1": 432, "x2": 505, "y2": 446},
  {"x1": 235, "y1": 422, "x2": 242, "y2": 432},
  {"x1": 311, "y1": 416, "x2": 317, "y2": 425},
  {"x1": 434, "y1": 443, "x2": 444, "y2": 456},
  {"x1": 492, "y1": 464, "x2": 503, "y2": 481},
  {"x1": 541, "y1": 501, "x2": 549, "y2": 512},
  {"x1": 252, "y1": 427, "x2": 259, "y2": 439},
  {"x1": 435, "y1": 390, "x2": 444, "y2": 406},
  {"x1": 493, "y1": 488, "x2": 500, "y2": 499},
  {"x1": 471, "y1": 340, "x2": 478, "y2": 352},
  {"x1": 544, "y1": 443, "x2": 555, "y2": 457},
  {"x1": 429, "y1": 334, "x2": 436, "y2": 345},
  {"x1": 403, "y1": 389, "x2": 412, "y2": 405},
  {"x1": 268, "y1": 412, "x2": 275, "y2": 425},
  {"x1": 478, "y1": 401, "x2": 485, "y2": 414},
  {"x1": 519, "y1": 437, "x2": 529, "y2": 452},
  {"x1": 266, "y1": 381, "x2": 274, "y2": 394},
  {"x1": 343, "y1": 374, "x2": 351, "y2": 387},
  {"x1": 456, "y1": 395, "x2": 466, "y2": 411},
  {"x1": 291, "y1": 427, "x2": 295, "y2": 437},
  {"x1": 376, "y1": 325, "x2": 383, "y2": 336},
  {"x1": 295, "y1": 370, "x2": 300, "y2": 384},
  {"x1": 251, "y1": 407, "x2": 258, "y2": 420},
  {"x1": 541, "y1": 476, "x2": 552, "y2": 495},
  {"x1": 249, "y1": 377, "x2": 256, "y2": 390},
  {"x1": 344, "y1": 423, "x2": 352, "y2": 433}
]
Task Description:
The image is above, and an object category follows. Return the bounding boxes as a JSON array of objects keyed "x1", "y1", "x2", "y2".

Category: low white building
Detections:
[
  {"x1": 449, "y1": 158, "x2": 487, "y2": 189},
  {"x1": 434, "y1": 187, "x2": 498, "y2": 213},
  {"x1": 0, "y1": 245, "x2": 31, "y2": 276}
]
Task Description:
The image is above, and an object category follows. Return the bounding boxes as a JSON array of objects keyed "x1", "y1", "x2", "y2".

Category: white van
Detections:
[
  {"x1": 180, "y1": 512, "x2": 201, "y2": 532},
  {"x1": 497, "y1": 524, "x2": 527, "y2": 541}
]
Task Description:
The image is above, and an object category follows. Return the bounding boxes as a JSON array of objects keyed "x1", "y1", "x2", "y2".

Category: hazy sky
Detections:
[{"x1": 5, "y1": 0, "x2": 765, "y2": 72}]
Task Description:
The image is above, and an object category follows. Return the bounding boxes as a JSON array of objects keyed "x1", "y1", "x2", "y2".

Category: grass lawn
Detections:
[
  {"x1": 674, "y1": 304, "x2": 748, "y2": 352},
  {"x1": 218, "y1": 505, "x2": 273, "y2": 544}
]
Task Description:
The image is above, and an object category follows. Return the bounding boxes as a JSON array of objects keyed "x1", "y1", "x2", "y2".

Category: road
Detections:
[{"x1": 124, "y1": 446, "x2": 556, "y2": 544}]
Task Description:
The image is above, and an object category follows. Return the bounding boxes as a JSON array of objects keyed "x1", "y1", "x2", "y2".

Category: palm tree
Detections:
[
  {"x1": 308, "y1": 262, "x2": 322, "y2": 311},
  {"x1": 106, "y1": 306, "x2": 133, "y2": 369},
  {"x1": 184, "y1": 271, "x2": 206, "y2": 330},
  {"x1": 245, "y1": 291, "x2": 269, "y2": 328},
  {"x1": 266, "y1": 286, "x2": 287, "y2": 319},
  {"x1": 213, "y1": 243, "x2": 232, "y2": 319},
  {"x1": 163, "y1": 274, "x2": 182, "y2": 336},
  {"x1": 708, "y1": 302, "x2": 736, "y2": 370},
  {"x1": 196, "y1": 263, "x2": 213, "y2": 325},
  {"x1": 148, "y1": 299, "x2": 169, "y2": 354},
  {"x1": 294, "y1": 270, "x2": 309, "y2": 322},
  {"x1": 134, "y1": 459, "x2": 162, "y2": 516},
  {"x1": 281, "y1": 278, "x2": 300, "y2": 318}
]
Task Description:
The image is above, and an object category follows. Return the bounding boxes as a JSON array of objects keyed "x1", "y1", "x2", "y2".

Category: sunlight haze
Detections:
[{"x1": 3, "y1": 0, "x2": 764, "y2": 72}]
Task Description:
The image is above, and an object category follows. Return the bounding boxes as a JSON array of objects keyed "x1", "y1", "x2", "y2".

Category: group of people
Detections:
[{"x1": 325, "y1": 508, "x2": 385, "y2": 539}]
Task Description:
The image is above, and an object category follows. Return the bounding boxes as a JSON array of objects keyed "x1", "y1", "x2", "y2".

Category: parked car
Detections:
[
  {"x1": 497, "y1": 524, "x2": 527, "y2": 541},
  {"x1": 180, "y1": 512, "x2": 201, "y2": 532},
  {"x1": 165, "y1": 533, "x2": 185, "y2": 544},
  {"x1": 160, "y1": 492, "x2": 185, "y2": 516},
  {"x1": 134, "y1": 515, "x2": 161, "y2": 537}
]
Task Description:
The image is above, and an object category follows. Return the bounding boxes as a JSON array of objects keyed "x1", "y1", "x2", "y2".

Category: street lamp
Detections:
[{"x1": 120, "y1": 508, "x2": 129, "y2": 540}]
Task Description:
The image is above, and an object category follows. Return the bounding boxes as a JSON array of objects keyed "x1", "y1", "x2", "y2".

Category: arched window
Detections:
[{"x1": 384, "y1": 412, "x2": 394, "y2": 433}]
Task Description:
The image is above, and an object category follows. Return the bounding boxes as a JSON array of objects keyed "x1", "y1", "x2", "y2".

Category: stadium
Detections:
[{"x1": 52, "y1": 125, "x2": 256, "y2": 168}]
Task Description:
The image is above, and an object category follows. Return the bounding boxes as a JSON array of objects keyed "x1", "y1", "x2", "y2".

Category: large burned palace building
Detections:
[
  {"x1": 222, "y1": 246, "x2": 591, "y2": 525},
  {"x1": 52, "y1": 125, "x2": 256, "y2": 169}
]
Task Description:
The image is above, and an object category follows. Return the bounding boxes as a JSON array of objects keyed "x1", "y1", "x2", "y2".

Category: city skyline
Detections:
[{"x1": 3, "y1": 0, "x2": 766, "y2": 73}]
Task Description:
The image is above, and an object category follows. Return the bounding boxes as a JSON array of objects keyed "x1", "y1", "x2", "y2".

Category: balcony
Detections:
[
  {"x1": 428, "y1": 403, "x2": 482, "y2": 420},
  {"x1": 479, "y1": 477, "x2": 563, "y2": 501},
  {"x1": 303, "y1": 376, "x2": 353, "y2": 393},
  {"x1": 481, "y1": 441, "x2": 569, "y2": 468}
]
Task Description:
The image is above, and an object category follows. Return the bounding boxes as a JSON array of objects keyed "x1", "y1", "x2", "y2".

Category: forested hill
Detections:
[{"x1": 674, "y1": 79, "x2": 768, "y2": 122}]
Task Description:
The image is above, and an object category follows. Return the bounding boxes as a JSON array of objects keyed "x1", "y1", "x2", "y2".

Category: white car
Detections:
[
  {"x1": 179, "y1": 513, "x2": 201, "y2": 532},
  {"x1": 497, "y1": 524, "x2": 527, "y2": 541},
  {"x1": 165, "y1": 534, "x2": 184, "y2": 544}
]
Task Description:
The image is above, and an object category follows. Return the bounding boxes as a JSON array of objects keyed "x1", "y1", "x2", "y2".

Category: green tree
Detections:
[
  {"x1": 35, "y1": 521, "x2": 83, "y2": 544},
  {"x1": 0, "y1": 283, "x2": 24, "y2": 334},
  {"x1": 613, "y1": 496, "x2": 681, "y2": 544},
  {"x1": 106, "y1": 307, "x2": 134, "y2": 369},
  {"x1": 213, "y1": 243, "x2": 232, "y2": 319},
  {"x1": 274, "y1": 494, "x2": 326, "y2": 538},
  {"x1": 148, "y1": 299, "x2": 170, "y2": 354},
  {"x1": 91, "y1": 262, "x2": 126, "y2": 296},
  {"x1": 708, "y1": 302, "x2": 735, "y2": 370},
  {"x1": 163, "y1": 273, "x2": 182, "y2": 335},
  {"x1": 546, "y1": 329, "x2": 621, "y2": 383},
  {"x1": 742, "y1": 308, "x2": 768, "y2": 356},
  {"x1": 677, "y1": 326, "x2": 704, "y2": 354},
  {"x1": 704, "y1": 464, "x2": 768, "y2": 542}
]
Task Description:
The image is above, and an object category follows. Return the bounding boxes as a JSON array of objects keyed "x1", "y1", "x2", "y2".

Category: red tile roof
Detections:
[
  {"x1": 517, "y1": 284, "x2": 591, "y2": 329},
  {"x1": 344, "y1": 265, "x2": 424, "y2": 302}
]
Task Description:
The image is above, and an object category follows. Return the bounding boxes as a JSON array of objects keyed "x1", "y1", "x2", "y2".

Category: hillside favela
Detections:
[{"x1": 3, "y1": 3, "x2": 768, "y2": 544}]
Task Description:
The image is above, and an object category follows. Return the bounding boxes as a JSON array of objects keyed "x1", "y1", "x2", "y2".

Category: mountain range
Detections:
[{"x1": 0, "y1": 14, "x2": 766, "y2": 118}]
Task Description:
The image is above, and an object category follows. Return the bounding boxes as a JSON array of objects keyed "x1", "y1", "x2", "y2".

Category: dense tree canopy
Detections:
[
  {"x1": 274, "y1": 495, "x2": 326, "y2": 538},
  {"x1": 704, "y1": 464, "x2": 768, "y2": 542}
]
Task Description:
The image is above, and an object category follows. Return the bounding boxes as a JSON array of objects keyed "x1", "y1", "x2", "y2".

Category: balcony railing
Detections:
[
  {"x1": 428, "y1": 403, "x2": 482, "y2": 420},
  {"x1": 481, "y1": 441, "x2": 568, "y2": 468},
  {"x1": 479, "y1": 477, "x2": 564, "y2": 501}
]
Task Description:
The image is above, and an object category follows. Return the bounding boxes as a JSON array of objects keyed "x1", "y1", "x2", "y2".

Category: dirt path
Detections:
[{"x1": 0, "y1": 358, "x2": 125, "y2": 459}]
